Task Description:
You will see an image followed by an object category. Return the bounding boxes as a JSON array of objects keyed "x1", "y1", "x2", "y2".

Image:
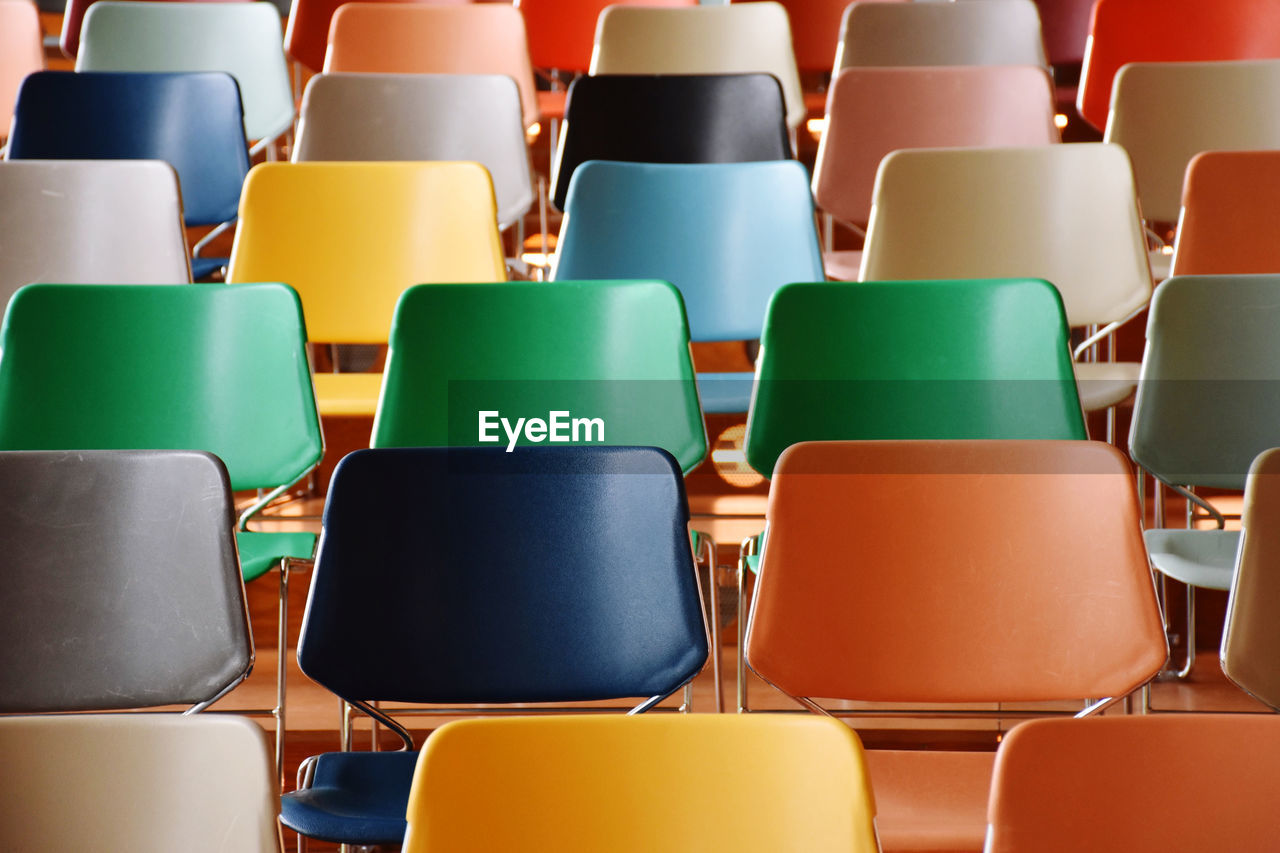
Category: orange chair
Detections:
[
  {"x1": 745, "y1": 440, "x2": 1168, "y2": 853},
  {"x1": 324, "y1": 3, "x2": 540, "y2": 130},
  {"x1": 285, "y1": 0, "x2": 468, "y2": 74},
  {"x1": 0, "y1": 0, "x2": 42, "y2": 141},
  {"x1": 1077, "y1": 0, "x2": 1280, "y2": 131},
  {"x1": 986, "y1": 715, "x2": 1280, "y2": 853},
  {"x1": 1170, "y1": 150, "x2": 1280, "y2": 277}
]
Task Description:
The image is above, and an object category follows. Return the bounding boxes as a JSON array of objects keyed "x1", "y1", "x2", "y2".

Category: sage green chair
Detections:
[{"x1": 0, "y1": 282, "x2": 324, "y2": 775}]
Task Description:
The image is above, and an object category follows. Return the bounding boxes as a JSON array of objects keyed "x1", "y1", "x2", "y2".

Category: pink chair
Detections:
[{"x1": 0, "y1": 0, "x2": 43, "y2": 139}]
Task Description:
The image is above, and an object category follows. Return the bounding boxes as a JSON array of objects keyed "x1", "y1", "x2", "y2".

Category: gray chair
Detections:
[
  {"x1": 0, "y1": 449, "x2": 252, "y2": 713},
  {"x1": 1130, "y1": 274, "x2": 1280, "y2": 677}
]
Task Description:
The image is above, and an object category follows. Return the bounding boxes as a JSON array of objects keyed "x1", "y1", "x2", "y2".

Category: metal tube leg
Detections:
[
  {"x1": 1176, "y1": 584, "x2": 1197, "y2": 679},
  {"x1": 276, "y1": 558, "x2": 290, "y2": 790},
  {"x1": 737, "y1": 558, "x2": 748, "y2": 713},
  {"x1": 704, "y1": 537, "x2": 723, "y2": 713}
]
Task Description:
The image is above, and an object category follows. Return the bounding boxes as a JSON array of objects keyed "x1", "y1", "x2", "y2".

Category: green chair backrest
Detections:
[
  {"x1": 371, "y1": 280, "x2": 708, "y2": 475},
  {"x1": 744, "y1": 278, "x2": 1087, "y2": 478},
  {"x1": 0, "y1": 283, "x2": 323, "y2": 492}
]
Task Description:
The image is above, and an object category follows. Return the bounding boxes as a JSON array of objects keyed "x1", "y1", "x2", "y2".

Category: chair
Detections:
[
  {"x1": 0, "y1": 282, "x2": 324, "y2": 771},
  {"x1": 985, "y1": 715, "x2": 1280, "y2": 853},
  {"x1": 293, "y1": 72, "x2": 533, "y2": 232},
  {"x1": 1129, "y1": 274, "x2": 1280, "y2": 678},
  {"x1": 552, "y1": 159, "x2": 824, "y2": 413},
  {"x1": 859, "y1": 144, "x2": 1153, "y2": 415},
  {"x1": 323, "y1": 3, "x2": 540, "y2": 130},
  {"x1": 744, "y1": 439, "x2": 1168, "y2": 853},
  {"x1": 0, "y1": 0, "x2": 42, "y2": 143},
  {"x1": 1171, "y1": 150, "x2": 1280, "y2": 278},
  {"x1": 0, "y1": 714, "x2": 282, "y2": 853},
  {"x1": 402, "y1": 715, "x2": 878, "y2": 853},
  {"x1": 551, "y1": 72, "x2": 791, "y2": 211},
  {"x1": 1032, "y1": 0, "x2": 1095, "y2": 107},
  {"x1": 0, "y1": 159, "x2": 190, "y2": 308},
  {"x1": 1222, "y1": 448, "x2": 1280, "y2": 708},
  {"x1": 59, "y1": 0, "x2": 245, "y2": 59},
  {"x1": 7, "y1": 70, "x2": 251, "y2": 280},
  {"x1": 281, "y1": 445, "x2": 710, "y2": 848},
  {"x1": 0, "y1": 449, "x2": 251, "y2": 714},
  {"x1": 285, "y1": 0, "x2": 467, "y2": 74},
  {"x1": 591, "y1": 2, "x2": 806, "y2": 130},
  {"x1": 813, "y1": 65, "x2": 1059, "y2": 280},
  {"x1": 77, "y1": 0, "x2": 294, "y2": 154},
  {"x1": 226, "y1": 161, "x2": 506, "y2": 419},
  {"x1": 835, "y1": 0, "x2": 1049, "y2": 71}
]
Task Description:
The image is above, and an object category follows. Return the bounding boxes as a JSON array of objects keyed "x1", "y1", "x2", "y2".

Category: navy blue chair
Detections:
[
  {"x1": 7, "y1": 70, "x2": 251, "y2": 280},
  {"x1": 283, "y1": 445, "x2": 710, "y2": 848}
]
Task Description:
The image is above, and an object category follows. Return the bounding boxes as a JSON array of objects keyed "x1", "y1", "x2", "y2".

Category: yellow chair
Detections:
[
  {"x1": 226, "y1": 161, "x2": 506, "y2": 418},
  {"x1": 402, "y1": 715, "x2": 879, "y2": 853}
]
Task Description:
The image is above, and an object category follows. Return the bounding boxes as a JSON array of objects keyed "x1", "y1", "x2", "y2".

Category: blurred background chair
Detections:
[
  {"x1": 285, "y1": 0, "x2": 465, "y2": 75},
  {"x1": 59, "y1": 0, "x2": 245, "y2": 59},
  {"x1": 1170, "y1": 150, "x2": 1280, "y2": 278},
  {"x1": 402, "y1": 716, "x2": 878, "y2": 853},
  {"x1": 0, "y1": 0, "x2": 43, "y2": 146},
  {"x1": 1031, "y1": 0, "x2": 1096, "y2": 115}
]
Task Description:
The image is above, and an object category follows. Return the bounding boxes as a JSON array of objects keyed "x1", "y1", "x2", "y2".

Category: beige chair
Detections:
[
  {"x1": 835, "y1": 0, "x2": 1049, "y2": 72},
  {"x1": 0, "y1": 159, "x2": 190, "y2": 309},
  {"x1": 591, "y1": 2, "x2": 806, "y2": 130},
  {"x1": 1104, "y1": 59, "x2": 1280, "y2": 280},
  {"x1": 0, "y1": 714, "x2": 281, "y2": 852},
  {"x1": 1223, "y1": 447, "x2": 1280, "y2": 708},
  {"x1": 813, "y1": 64, "x2": 1059, "y2": 280},
  {"x1": 859, "y1": 144, "x2": 1153, "y2": 415},
  {"x1": 293, "y1": 72, "x2": 535, "y2": 232}
]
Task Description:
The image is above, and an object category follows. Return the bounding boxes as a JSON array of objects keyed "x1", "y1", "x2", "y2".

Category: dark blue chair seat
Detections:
[{"x1": 282, "y1": 751, "x2": 419, "y2": 845}]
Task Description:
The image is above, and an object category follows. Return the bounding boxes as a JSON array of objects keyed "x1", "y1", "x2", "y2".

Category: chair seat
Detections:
[
  {"x1": 822, "y1": 248, "x2": 862, "y2": 281},
  {"x1": 1073, "y1": 360, "x2": 1140, "y2": 411},
  {"x1": 864, "y1": 749, "x2": 996, "y2": 853},
  {"x1": 190, "y1": 255, "x2": 227, "y2": 281},
  {"x1": 236, "y1": 529, "x2": 317, "y2": 582},
  {"x1": 280, "y1": 750, "x2": 419, "y2": 845},
  {"x1": 697, "y1": 371, "x2": 755, "y2": 414},
  {"x1": 1144, "y1": 528, "x2": 1239, "y2": 590},
  {"x1": 313, "y1": 371, "x2": 384, "y2": 417}
]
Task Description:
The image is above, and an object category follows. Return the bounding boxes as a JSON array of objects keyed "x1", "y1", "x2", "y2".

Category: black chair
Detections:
[{"x1": 549, "y1": 72, "x2": 791, "y2": 210}]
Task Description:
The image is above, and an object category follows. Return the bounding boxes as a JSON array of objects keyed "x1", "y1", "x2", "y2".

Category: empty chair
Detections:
[
  {"x1": 986, "y1": 715, "x2": 1280, "y2": 853},
  {"x1": 0, "y1": 159, "x2": 190, "y2": 307},
  {"x1": 226, "y1": 161, "x2": 506, "y2": 419},
  {"x1": 324, "y1": 3, "x2": 540, "y2": 130},
  {"x1": 1130, "y1": 274, "x2": 1280, "y2": 677},
  {"x1": 1171, "y1": 150, "x2": 1280, "y2": 278},
  {"x1": 281, "y1": 445, "x2": 709, "y2": 848},
  {"x1": 552, "y1": 159, "x2": 824, "y2": 413},
  {"x1": 403, "y1": 716, "x2": 878, "y2": 853},
  {"x1": 293, "y1": 72, "x2": 534, "y2": 231},
  {"x1": 77, "y1": 1, "x2": 294, "y2": 154},
  {"x1": 859, "y1": 144, "x2": 1153, "y2": 414},
  {"x1": 591, "y1": 2, "x2": 806, "y2": 130},
  {"x1": 1033, "y1": 0, "x2": 1095, "y2": 106},
  {"x1": 745, "y1": 439, "x2": 1167, "y2": 853},
  {"x1": 835, "y1": 0, "x2": 1049, "y2": 71},
  {"x1": 813, "y1": 65, "x2": 1058, "y2": 279},
  {"x1": 0, "y1": 714, "x2": 281, "y2": 853},
  {"x1": 551, "y1": 72, "x2": 791, "y2": 211},
  {"x1": 285, "y1": 0, "x2": 467, "y2": 74},
  {"x1": 60, "y1": 0, "x2": 246, "y2": 59},
  {"x1": 7, "y1": 70, "x2": 251, "y2": 279},
  {"x1": 0, "y1": 0, "x2": 42, "y2": 142},
  {"x1": 1078, "y1": 0, "x2": 1280, "y2": 131}
]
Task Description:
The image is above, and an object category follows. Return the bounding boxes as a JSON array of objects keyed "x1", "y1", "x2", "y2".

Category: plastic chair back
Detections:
[
  {"x1": 404, "y1": 716, "x2": 878, "y2": 853},
  {"x1": 744, "y1": 279, "x2": 1087, "y2": 479},
  {"x1": 77, "y1": 1, "x2": 294, "y2": 145},
  {"x1": 60, "y1": 0, "x2": 245, "y2": 59},
  {"x1": 324, "y1": 3, "x2": 539, "y2": 129},
  {"x1": 835, "y1": 0, "x2": 1048, "y2": 71},
  {"x1": 0, "y1": 449, "x2": 251, "y2": 712},
  {"x1": 286, "y1": 0, "x2": 465, "y2": 73},
  {"x1": 1078, "y1": 0, "x2": 1280, "y2": 131},
  {"x1": 860, "y1": 144, "x2": 1152, "y2": 327},
  {"x1": 0, "y1": 160, "x2": 190, "y2": 307},
  {"x1": 1130, "y1": 275, "x2": 1280, "y2": 491},
  {"x1": 552, "y1": 160, "x2": 823, "y2": 343},
  {"x1": 551, "y1": 72, "x2": 790, "y2": 211},
  {"x1": 591, "y1": 3, "x2": 806, "y2": 129},
  {"x1": 7, "y1": 70, "x2": 250, "y2": 226},
  {"x1": 372, "y1": 281, "x2": 707, "y2": 475},
  {"x1": 987, "y1": 715, "x2": 1280, "y2": 853},
  {"x1": 1104, "y1": 60, "x2": 1280, "y2": 225},
  {"x1": 813, "y1": 65, "x2": 1058, "y2": 227},
  {"x1": 294, "y1": 73, "x2": 533, "y2": 230},
  {"x1": 298, "y1": 445, "x2": 709, "y2": 705},
  {"x1": 0, "y1": 714, "x2": 280, "y2": 852},
  {"x1": 0, "y1": 283, "x2": 322, "y2": 492},
  {"x1": 1172, "y1": 150, "x2": 1280, "y2": 277},
  {"x1": 745, "y1": 440, "x2": 1167, "y2": 703},
  {"x1": 518, "y1": 0, "x2": 695, "y2": 74},
  {"x1": 0, "y1": 0, "x2": 43, "y2": 138}
]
